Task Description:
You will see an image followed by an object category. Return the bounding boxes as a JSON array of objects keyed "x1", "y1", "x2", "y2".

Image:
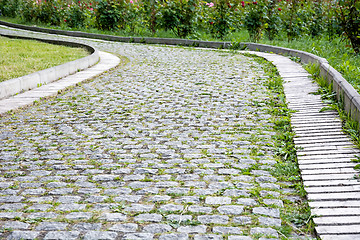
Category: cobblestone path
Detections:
[{"x1": 0, "y1": 29, "x2": 313, "y2": 240}]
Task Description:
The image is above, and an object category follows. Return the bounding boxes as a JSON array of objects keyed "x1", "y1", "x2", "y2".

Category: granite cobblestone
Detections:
[{"x1": 0, "y1": 27, "x2": 314, "y2": 239}]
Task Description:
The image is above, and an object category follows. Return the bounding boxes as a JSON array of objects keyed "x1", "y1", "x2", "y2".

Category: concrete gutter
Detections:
[
  {"x1": 0, "y1": 32, "x2": 99, "y2": 100},
  {"x1": 0, "y1": 20, "x2": 357, "y2": 124}
]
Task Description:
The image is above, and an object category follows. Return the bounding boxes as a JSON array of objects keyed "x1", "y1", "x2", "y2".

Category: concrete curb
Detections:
[
  {"x1": 0, "y1": 32, "x2": 99, "y2": 100},
  {"x1": 0, "y1": 51, "x2": 120, "y2": 116},
  {"x1": 0, "y1": 20, "x2": 358, "y2": 124}
]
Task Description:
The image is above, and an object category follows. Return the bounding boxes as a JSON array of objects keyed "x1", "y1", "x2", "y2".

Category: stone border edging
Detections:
[
  {"x1": 0, "y1": 32, "x2": 99, "y2": 100},
  {"x1": 1, "y1": 20, "x2": 358, "y2": 124}
]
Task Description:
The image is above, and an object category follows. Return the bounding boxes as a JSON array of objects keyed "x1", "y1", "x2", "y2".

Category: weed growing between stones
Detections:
[
  {"x1": 247, "y1": 54, "x2": 316, "y2": 238},
  {"x1": 305, "y1": 63, "x2": 360, "y2": 179}
]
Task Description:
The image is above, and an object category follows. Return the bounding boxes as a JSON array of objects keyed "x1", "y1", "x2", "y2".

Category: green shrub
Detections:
[
  {"x1": 264, "y1": 0, "x2": 281, "y2": 40},
  {"x1": 94, "y1": 0, "x2": 126, "y2": 30},
  {"x1": 35, "y1": 0, "x2": 62, "y2": 26},
  {"x1": 204, "y1": 0, "x2": 240, "y2": 39},
  {"x1": 0, "y1": 0, "x2": 20, "y2": 17},
  {"x1": 18, "y1": 0, "x2": 37, "y2": 22},
  {"x1": 335, "y1": 0, "x2": 360, "y2": 54},
  {"x1": 243, "y1": 0, "x2": 266, "y2": 42},
  {"x1": 64, "y1": 1, "x2": 88, "y2": 29},
  {"x1": 157, "y1": 0, "x2": 200, "y2": 38}
]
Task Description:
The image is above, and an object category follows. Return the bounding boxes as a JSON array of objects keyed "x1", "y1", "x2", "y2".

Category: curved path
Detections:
[{"x1": 0, "y1": 25, "x2": 357, "y2": 239}]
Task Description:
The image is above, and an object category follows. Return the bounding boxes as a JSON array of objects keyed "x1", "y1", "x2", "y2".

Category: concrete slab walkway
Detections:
[
  {"x1": 0, "y1": 25, "x2": 359, "y2": 239},
  {"x1": 251, "y1": 52, "x2": 360, "y2": 240}
]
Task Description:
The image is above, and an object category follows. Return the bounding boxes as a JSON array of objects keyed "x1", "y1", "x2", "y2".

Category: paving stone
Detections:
[
  {"x1": 0, "y1": 196, "x2": 24, "y2": 203},
  {"x1": 258, "y1": 216, "x2": 282, "y2": 227},
  {"x1": 85, "y1": 195, "x2": 109, "y2": 203},
  {"x1": 108, "y1": 223, "x2": 138, "y2": 232},
  {"x1": 223, "y1": 189, "x2": 250, "y2": 197},
  {"x1": 27, "y1": 204, "x2": 52, "y2": 211},
  {"x1": 142, "y1": 223, "x2": 172, "y2": 233},
  {"x1": 65, "y1": 212, "x2": 93, "y2": 220},
  {"x1": 213, "y1": 226, "x2": 242, "y2": 234},
  {"x1": 35, "y1": 222, "x2": 68, "y2": 231},
  {"x1": 250, "y1": 227, "x2": 279, "y2": 238},
  {"x1": 227, "y1": 236, "x2": 252, "y2": 240},
  {"x1": 166, "y1": 214, "x2": 193, "y2": 222},
  {"x1": 263, "y1": 199, "x2": 283, "y2": 207},
  {"x1": 178, "y1": 225, "x2": 207, "y2": 234},
  {"x1": 83, "y1": 231, "x2": 118, "y2": 240},
  {"x1": 205, "y1": 197, "x2": 231, "y2": 205},
  {"x1": 48, "y1": 188, "x2": 73, "y2": 195},
  {"x1": 56, "y1": 203, "x2": 86, "y2": 211},
  {"x1": 114, "y1": 195, "x2": 142, "y2": 203},
  {"x1": 253, "y1": 207, "x2": 280, "y2": 218},
  {"x1": 43, "y1": 231, "x2": 80, "y2": 239},
  {"x1": 233, "y1": 216, "x2": 252, "y2": 225},
  {"x1": 159, "y1": 233, "x2": 188, "y2": 240},
  {"x1": 198, "y1": 215, "x2": 229, "y2": 224},
  {"x1": 175, "y1": 196, "x2": 200, "y2": 204},
  {"x1": 100, "y1": 213, "x2": 127, "y2": 222},
  {"x1": 2, "y1": 221, "x2": 30, "y2": 230},
  {"x1": 28, "y1": 196, "x2": 54, "y2": 203},
  {"x1": 260, "y1": 190, "x2": 280, "y2": 198},
  {"x1": 124, "y1": 204, "x2": 154, "y2": 212},
  {"x1": 72, "y1": 223, "x2": 102, "y2": 231},
  {"x1": 0, "y1": 203, "x2": 26, "y2": 210},
  {"x1": 148, "y1": 195, "x2": 171, "y2": 202},
  {"x1": 134, "y1": 213, "x2": 163, "y2": 222},
  {"x1": 236, "y1": 198, "x2": 257, "y2": 206},
  {"x1": 104, "y1": 188, "x2": 132, "y2": 195},
  {"x1": 165, "y1": 187, "x2": 190, "y2": 195},
  {"x1": 159, "y1": 204, "x2": 184, "y2": 212},
  {"x1": 188, "y1": 205, "x2": 213, "y2": 214},
  {"x1": 217, "y1": 205, "x2": 244, "y2": 215},
  {"x1": 122, "y1": 233, "x2": 154, "y2": 239},
  {"x1": 7, "y1": 231, "x2": 40, "y2": 240},
  {"x1": 193, "y1": 234, "x2": 222, "y2": 240},
  {"x1": 27, "y1": 212, "x2": 58, "y2": 219}
]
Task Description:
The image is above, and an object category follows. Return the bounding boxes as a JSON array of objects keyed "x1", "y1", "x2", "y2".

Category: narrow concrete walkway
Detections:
[{"x1": 252, "y1": 52, "x2": 360, "y2": 240}]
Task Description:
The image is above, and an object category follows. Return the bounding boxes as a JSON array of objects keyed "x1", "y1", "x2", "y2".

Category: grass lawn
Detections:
[{"x1": 0, "y1": 36, "x2": 89, "y2": 82}]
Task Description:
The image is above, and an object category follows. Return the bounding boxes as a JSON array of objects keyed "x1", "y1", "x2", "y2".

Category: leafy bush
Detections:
[
  {"x1": 35, "y1": 0, "x2": 62, "y2": 26},
  {"x1": 243, "y1": 0, "x2": 266, "y2": 42},
  {"x1": 124, "y1": 0, "x2": 142, "y2": 33},
  {"x1": 139, "y1": 0, "x2": 158, "y2": 34},
  {"x1": 307, "y1": 1, "x2": 325, "y2": 38},
  {"x1": 64, "y1": 1, "x2": 90, "y2": 29},
  {"x1": 264, "y1": 0, "x2": 281, "y2": 40},
  {"x1": 18, "y1": 0, "x2": 37, "y2": 22},
  {"x1": 157, "y1": 0, "x2": 200, "y2": 38},
  {"x1": 280, "y1": 0, "x2": 304, "y2": 41},
  {"x1": 335, "y1": 0, "x2": 360, "y2": 54},
  {"x1": 94, "y1": 0, "x2": 126, "y2": 30},
  {"x1": 204, "y1": 0, "x2": 240, "y2": 39},
  {"x1": 0, "y1": 0, "x2": 20, "y2": 17}
]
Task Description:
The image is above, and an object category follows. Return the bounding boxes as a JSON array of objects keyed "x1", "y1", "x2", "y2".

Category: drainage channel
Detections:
[{"x1": 250, "y1": 51, "x2": 360, "y2": 240}]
